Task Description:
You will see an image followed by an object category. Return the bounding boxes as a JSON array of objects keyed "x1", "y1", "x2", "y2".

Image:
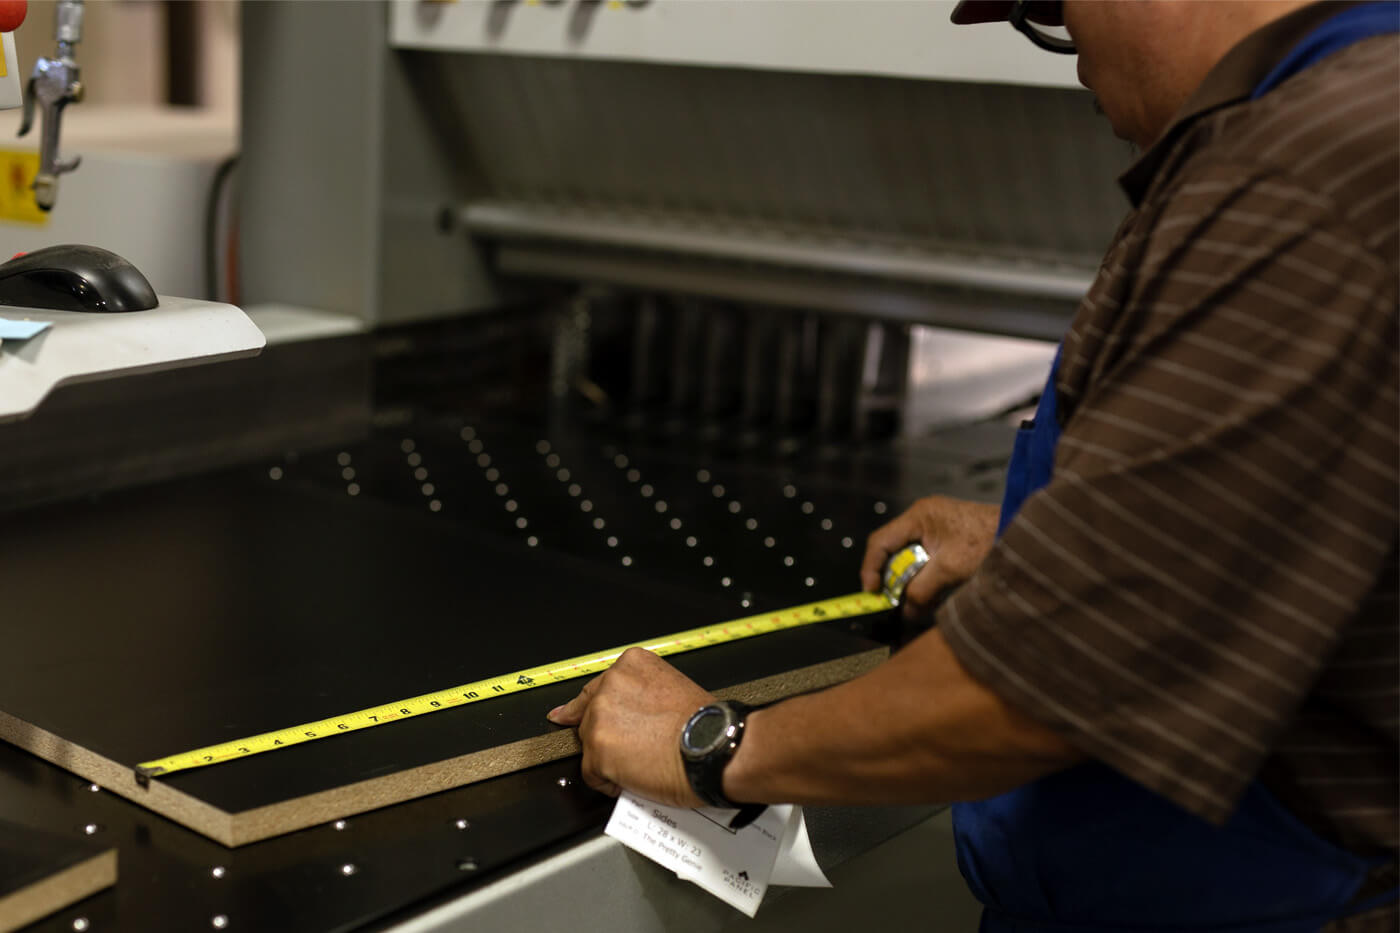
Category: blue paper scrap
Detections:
[{"x1": 0, "y1": 318, "x2": 51, "y2": 341}]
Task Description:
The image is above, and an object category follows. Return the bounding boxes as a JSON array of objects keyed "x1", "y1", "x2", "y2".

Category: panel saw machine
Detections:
[{"x1": 0, "y1": 2, "x2": 1135, "y2": 931}]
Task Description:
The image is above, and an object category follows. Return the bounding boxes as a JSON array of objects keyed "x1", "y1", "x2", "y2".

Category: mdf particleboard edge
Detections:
[
  {"x1": 0, "y1": 709, "x2": 237, "y2": 845},
  {"x1": 716, "y1": 645, "x2": 887, "y2": 707},
  {"x1": 226, "y1": 645, "x2": 889, "y2": 847},
  {"x1": 0, "y1": 848, "x2": 117, "y2": 933}
]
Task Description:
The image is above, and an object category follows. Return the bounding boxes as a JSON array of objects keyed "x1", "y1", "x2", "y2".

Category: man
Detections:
[{"x1": 548, "y1": 2, "x2": 1399, "y2": 928}]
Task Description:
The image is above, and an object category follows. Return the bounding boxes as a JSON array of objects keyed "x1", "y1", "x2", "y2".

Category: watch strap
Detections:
[
  {"x1": 726, "y1": 802, "x2": 767, "y2": 830},
  {"x1": 682, "y1": 700, "x2": 754, "y2": 810}
]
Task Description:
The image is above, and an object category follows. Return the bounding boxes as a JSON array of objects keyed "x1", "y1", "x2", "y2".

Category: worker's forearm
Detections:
[{"x1": 722, "y1": 629, "x2": 1081, "y2": 806}]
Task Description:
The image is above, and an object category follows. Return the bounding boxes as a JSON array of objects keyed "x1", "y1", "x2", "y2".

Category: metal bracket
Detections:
[{"x1": 16, "y1": 0, "x2": 85, "y2": 211}]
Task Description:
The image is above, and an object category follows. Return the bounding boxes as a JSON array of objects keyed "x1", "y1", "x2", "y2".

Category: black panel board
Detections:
[
  {"x1": 0, "y1": 818, "x2": 114, "y2": 932},
  {"x1": 0, "y1": 734, "x2": 616, "y2": 933},
  {"x1": 0, "y1": 474, "x2": 884, "y2": 823}
]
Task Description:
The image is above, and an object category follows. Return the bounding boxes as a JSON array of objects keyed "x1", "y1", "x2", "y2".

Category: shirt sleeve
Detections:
[{"x1": 938, "y1": 164, "x2": 1399, "y2": 825}]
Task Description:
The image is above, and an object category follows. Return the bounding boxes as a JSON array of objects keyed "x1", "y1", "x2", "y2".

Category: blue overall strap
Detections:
[
  {"x1": 1252, "y1": 2, "x2": 1400, "y2": 99},
  {"x1": 996, "y1": 347, "x2": 1061, "y2": 537}
]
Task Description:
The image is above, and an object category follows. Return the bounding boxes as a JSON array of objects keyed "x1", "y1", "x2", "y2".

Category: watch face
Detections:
[{"x1": 682, "y1": 706, "x2": 731, "y2": 759}]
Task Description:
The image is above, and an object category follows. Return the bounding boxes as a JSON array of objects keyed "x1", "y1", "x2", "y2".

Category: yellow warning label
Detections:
[
  {"x1": 0, "y1": 40, "x2": 7, "y2": 78},
  {"x1": 0, "y1": 150, "x2": 48, "y2": 225}
]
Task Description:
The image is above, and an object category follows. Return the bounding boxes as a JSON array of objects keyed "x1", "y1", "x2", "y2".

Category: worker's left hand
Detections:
[{"x1": 547, "y1": 647, "x2": 714, "y2": 806}]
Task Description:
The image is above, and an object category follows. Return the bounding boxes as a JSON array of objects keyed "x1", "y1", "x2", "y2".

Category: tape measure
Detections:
[{"x1": 135, "y1": 544, "x2": 931, "y2": 784}]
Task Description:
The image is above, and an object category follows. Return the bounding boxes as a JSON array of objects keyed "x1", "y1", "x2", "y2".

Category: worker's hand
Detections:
[
  {"x1": 547, "y1": 647, "x2": 714, "y2": 807},
  {"x1": 861, "y1": 495, "x2": 1000, "y2": 619}
]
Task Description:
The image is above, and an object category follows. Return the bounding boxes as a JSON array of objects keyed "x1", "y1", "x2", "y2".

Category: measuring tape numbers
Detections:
[{"x1": 136, "y1": 544, "x2": 930, "y2": 784}]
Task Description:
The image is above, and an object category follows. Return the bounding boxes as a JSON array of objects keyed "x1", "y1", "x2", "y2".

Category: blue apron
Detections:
[{"x1": 953, "y1": 8, "x2": 1399, "y2": 928}]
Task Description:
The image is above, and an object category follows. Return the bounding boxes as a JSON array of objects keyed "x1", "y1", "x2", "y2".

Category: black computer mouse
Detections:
[{"x1": 0, "y1": 244, "x2": 158, "y2": 313}]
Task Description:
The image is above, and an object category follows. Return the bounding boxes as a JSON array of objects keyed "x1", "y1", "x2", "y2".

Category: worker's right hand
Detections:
[{"x1": 861, "y1": 495, "x2": 1000, "y2": 619}]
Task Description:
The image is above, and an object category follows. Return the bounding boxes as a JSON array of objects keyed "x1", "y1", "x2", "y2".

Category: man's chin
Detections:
[{"x1": 1091, "y1": 99, "x2": 1141, "y2": 153}]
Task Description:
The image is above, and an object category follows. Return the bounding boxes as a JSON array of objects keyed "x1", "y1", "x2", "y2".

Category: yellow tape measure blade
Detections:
[{"x1": 134, "y1": 588, "x2": 896, "y2": 782}]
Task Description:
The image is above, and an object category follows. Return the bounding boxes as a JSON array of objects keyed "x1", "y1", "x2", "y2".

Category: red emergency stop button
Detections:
[{"x1": 0, "y1": 2, "x2": 27, "y2": 33}]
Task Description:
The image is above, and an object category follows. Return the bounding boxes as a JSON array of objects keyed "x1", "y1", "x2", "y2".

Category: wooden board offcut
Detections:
[
  {"x1": 0, "y1": 478, "x2": 888, "y2": 847},
  {"x1": 0, "y1": 820, "x2": 116, "y2": 933}
]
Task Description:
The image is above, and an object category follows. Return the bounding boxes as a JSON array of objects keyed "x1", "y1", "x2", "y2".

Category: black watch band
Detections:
[{"x1": 679, "y1": 700, "x2": 766, "y2": 828}]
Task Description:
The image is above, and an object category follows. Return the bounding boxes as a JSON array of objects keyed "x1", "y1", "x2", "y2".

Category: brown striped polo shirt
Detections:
[{"x1": 939, "y1": 1, "x2": 1398, "y2": 923}]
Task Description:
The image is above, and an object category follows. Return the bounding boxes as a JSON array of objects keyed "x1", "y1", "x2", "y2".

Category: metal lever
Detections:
[{"x1": 17, "y1": 0, "x2": 84, "y2": 211}]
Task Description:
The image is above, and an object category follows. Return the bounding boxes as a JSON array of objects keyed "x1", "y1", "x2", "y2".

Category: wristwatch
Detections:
[{"x1": 680, "y1": 700, "x2": 766, "y2": 829}]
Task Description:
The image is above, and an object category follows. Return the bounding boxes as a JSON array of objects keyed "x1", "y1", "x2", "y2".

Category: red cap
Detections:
[{"x1": 0, "y1": 1, "x2": 27, "y2": 33}]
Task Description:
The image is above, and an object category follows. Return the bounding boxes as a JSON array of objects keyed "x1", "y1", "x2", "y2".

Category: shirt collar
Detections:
[{"x1": 1118, "y1": 1, "x2": 1366, "y2": 205}]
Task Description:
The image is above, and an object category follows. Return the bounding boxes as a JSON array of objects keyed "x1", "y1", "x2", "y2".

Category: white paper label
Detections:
[{"x1": 605, "y1": 792, "x2": 829, "y2": 917}]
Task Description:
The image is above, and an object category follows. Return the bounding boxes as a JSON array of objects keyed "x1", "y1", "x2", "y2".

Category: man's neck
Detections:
[{"x1": 1141, "y1": 1, "x2": 1317, "y2": 146}]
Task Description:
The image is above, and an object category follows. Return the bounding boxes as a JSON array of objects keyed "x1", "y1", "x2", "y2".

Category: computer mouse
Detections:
[{"x1": 0, "y1": 244, "x2": 158, "y2": 313}]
